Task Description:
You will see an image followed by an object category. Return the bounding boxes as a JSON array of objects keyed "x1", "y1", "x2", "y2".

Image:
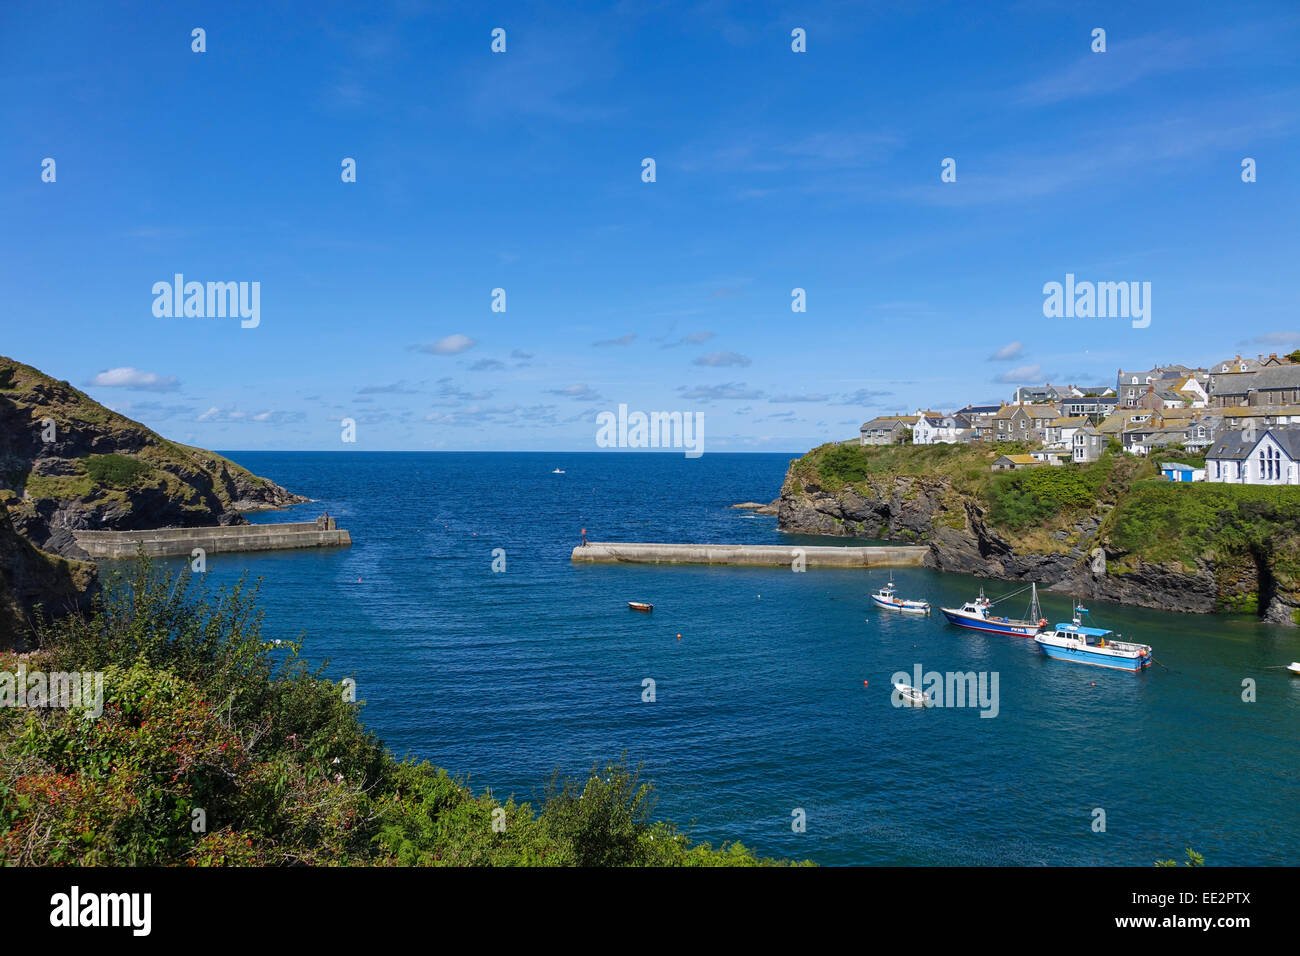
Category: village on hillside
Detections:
[{"x1": 858, "y1": 350, "x2": 1300, "y2": 485}]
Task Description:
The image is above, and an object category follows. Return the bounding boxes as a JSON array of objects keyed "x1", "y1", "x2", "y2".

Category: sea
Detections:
[{"x1": 120, "y1": 451, "x2": 1300, "y2": 866}]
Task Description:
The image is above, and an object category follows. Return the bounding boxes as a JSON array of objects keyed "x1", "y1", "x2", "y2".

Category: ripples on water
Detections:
[{"x1": 125, "y1": 452, "x2": 1299, "y2": 865}]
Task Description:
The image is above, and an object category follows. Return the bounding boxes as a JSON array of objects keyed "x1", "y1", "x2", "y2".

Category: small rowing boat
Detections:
[
  {"x1": 893, "y1": 681, "x2": 928, "y2": 706},
  {"x1": 1288, "y1": 662, "x2": 1300, "y2": 676},
  {"x1": 870, "y1": 575, "x2": 930, "y2": 615},
  {"x1": 627, "y1": 601, "x2": 653, "y2": 612}
]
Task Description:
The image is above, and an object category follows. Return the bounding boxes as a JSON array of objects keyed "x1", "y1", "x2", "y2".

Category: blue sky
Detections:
[{"x1": 3, "y1": 0, "x2": 1298, "y2": 451}]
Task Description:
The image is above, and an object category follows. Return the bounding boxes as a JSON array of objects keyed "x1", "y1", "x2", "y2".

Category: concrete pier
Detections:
[
  {"x1": 73, "y1": 516, "x2": 351, "y2": 558},
  {"x1": 571, "y1": 541, "x2": 927, "y2": 568}
]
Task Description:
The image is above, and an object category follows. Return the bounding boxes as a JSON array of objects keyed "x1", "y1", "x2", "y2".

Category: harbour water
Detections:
[{"x1": 126, "y1": 451, "x2": 1300, "y2": 865}]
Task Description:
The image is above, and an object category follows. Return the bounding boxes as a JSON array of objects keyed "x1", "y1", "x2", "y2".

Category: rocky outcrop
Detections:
[
  {"x1": 0, "y1": 504, "x2": 97, "y2": 647},
  {"x1": 1, "y1": 355, "x2": 307, "y2": 559},
  {"x1": 777, "y1": 460, "x2": 1298, "y2": 624}
]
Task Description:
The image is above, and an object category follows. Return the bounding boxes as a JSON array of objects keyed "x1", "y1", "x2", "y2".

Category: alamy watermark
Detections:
[
  {"x1": 596, "y1": 403, "x2": 704, "y2": 458},
  {"x1": 1, "y1": 666, "x2": 104, "y2": 719},
  {"x1": 890, "y1": 664, "x2": 999, "y2": 718},
  {"x1": 1042, "y1": 273, "x2": 1150, "y2": 329},
  {"x1": 152, "y1": 274, "x2": 260, "y2": 328}
]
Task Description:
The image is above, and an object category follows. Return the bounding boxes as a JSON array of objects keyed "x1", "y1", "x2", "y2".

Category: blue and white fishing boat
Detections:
[
  {"x1": 939, "y1": 584, "x2": 1047, "y2": 636},
  {"x1": 1034, "y1": 605, "x2": 1153, "y2": 672},
  {"x1": 871, "y1": 574, "x2": 930, "y2": 615}
]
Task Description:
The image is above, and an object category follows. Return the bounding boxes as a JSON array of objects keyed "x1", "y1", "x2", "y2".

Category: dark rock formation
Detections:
[
  {"x1": 1, "y1": 355, "x2": 307, "y2": 560},
  {"x1": 777, "y1": 460, "x2": 1296, "y2": 624},
  {"x1": 0, "y1": 504, "x2": 97, "y2": 647}
]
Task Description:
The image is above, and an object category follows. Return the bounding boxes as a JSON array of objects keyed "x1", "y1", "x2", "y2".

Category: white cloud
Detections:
[
  {"x1": 994, "y1": 364, "x2": 1043, "y2": 384},
  {"x1": 87, "y1": 367, "x2": 180, "y2": 391},
  {"x1": 414, "y1": 334, "x2": 477, "y2": 355},
  {"x1": 988, "y1": 341, "x2": 1024, "y2": 362}
]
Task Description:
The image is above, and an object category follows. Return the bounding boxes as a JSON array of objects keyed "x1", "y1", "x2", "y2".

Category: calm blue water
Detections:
[{"x1": 129, "y1": 452, "x2": 1300, "y2": 865}]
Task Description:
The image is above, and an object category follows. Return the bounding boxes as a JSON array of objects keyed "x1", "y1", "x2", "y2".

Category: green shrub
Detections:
[
  {"x1": 0, "y1": 559, "x2": 806, "y2": 867},
  {"x1": 988, "y1": 459, "x2": 1112, "y2": 529},
  {"x1": 83, "y1": 454, "x2": 152, "y2": 488}
]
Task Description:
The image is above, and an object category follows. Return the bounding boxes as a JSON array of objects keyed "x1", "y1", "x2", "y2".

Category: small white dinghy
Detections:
[
  {"x1": 893, "y1": 681, "x2": 928, "y2": 707},
  {"x1": 1288, "y1": 662, "x2": 1300, "y2": 676}
]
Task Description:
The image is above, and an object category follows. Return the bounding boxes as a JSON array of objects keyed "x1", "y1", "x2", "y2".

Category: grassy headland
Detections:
[{"x1": 784, "y1": 441, "x2": 1300, "y2": 618}]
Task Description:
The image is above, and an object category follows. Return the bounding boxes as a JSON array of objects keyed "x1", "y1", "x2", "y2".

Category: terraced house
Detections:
[
  {"x1": 1208, "y1": 364, "x2": 1300, "y2": 408},
  {"x1": 859, "y1": 414, "x2": 918, "y2": 446},
  {"x1": 992, "y1": 403, "x2": 1058, "y2": 442},
  {"x1": 1116, "y1": 364, "x2": 1202, "y2": 407}
]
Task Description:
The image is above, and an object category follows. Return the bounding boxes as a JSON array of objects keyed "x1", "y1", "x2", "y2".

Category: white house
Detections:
[
  {"x1": 1206, "y1": 428, "x2": 1300, "y2": 484},
  {"x1": 912, "y1": 410, "x2": 968, "y2": 445},
  {"x1": 1072, "y1": 425, "x2": 1105, "y2": 463}
]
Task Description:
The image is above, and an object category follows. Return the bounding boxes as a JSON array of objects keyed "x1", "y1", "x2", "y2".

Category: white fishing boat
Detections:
[
  {"x1": 940, "y1": 583, "x2": 1047, "y2": 636},
  {"x1": 893, "y1": 681, "x2": 928, "y2": 706},
  {"x1": 870, "y1": 574, "x2": 930, "y2": 615},
  {"x1": 1034, "y1": 604, "x2": 1153, "y2": 672},
  {"x1": 552, "y1": 468, "x2": 565, "y2": 474}
]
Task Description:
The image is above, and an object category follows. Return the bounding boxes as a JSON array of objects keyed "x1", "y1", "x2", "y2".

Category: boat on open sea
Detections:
[
  {"x1": 1034, "y1": 605, "x2": 1153, "y2": 672},
  {"x1": 627, "y1": 601, "x2": 653, "y2": 612},
  {"x1": 940, "y1": 583, "x2": 1047, "y2": 636},
  {"x1": 871, "y1": 575, "x2": 930, "y2": 615}
]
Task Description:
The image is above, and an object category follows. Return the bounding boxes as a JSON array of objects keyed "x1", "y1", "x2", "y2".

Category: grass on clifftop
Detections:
[
  {"x1": 0, "y1": 559, "x2": 801, "y2": 866},
  {"x1": 1105, "y1": 479, "x2": 1300, "y2": 576},
  {"x1": 794, "y1": 441, "x2": 1300, "y2": 590},
  {"x1": 795, "y1": 441, "x2": 1152, "y2": 531}
]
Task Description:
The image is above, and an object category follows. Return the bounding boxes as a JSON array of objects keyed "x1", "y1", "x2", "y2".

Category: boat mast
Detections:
[{"x1": 1028, "y1": 582, "x2": 1042, "y2": 621}]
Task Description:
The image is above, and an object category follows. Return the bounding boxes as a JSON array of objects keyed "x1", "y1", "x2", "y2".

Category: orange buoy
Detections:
[
  {"x1": 863, "y1": 680, "x2": 869, "y2": 686},
  {"x1": 676, "y1": 633, "x2": 681, "y2": 641}
]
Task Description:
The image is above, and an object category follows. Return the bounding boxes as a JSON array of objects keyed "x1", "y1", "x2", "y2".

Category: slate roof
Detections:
[
  {"x1": 1263, "y1": 429, "x2": 1300, "y2": 460},
  {"x1": 1211, "y1": 366, "x2": 1300, "y2": 394},
  {"x1": 1207, "y1": 430, "x2": 1258, "y2": 460}
]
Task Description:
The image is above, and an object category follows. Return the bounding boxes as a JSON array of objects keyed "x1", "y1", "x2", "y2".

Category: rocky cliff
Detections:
[
  {"x1": 777, "y1": 442, "x2": 1300, "y2": 625},
  {"x1": 0, "y1": 355, "x2": 310, "y2": 643},
  {"x1": 0, "y1": 504, "x2": 96, "y2": 645},
  {"x1": 0, "y1": 356, "x2": 306, "y2": 559}
]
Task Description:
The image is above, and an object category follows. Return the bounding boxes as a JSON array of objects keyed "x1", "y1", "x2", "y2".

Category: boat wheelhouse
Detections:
[
  {"x1": 939, "y1": 584, "x2": 1047, "y2": 636},
  {"x1": 1034, "y1": 606, "x2": 1152, "y2": 672}
]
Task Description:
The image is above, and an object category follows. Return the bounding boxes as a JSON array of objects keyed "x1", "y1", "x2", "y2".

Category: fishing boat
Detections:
[
  {"x1": 627, "y1": 601, "x2": 653, "y2": 612},
  {"x1": 870, "y1": 574, "x2": 930, "y2": 615},
  {"x1": 939, "y1": 584, "x2": 1047, "y2": 636},
  {"x1": 552, "y1": 468, "x2": 565, "y2": 474},
  {"x1": 1034, "y1": 604, "x2": 1153, "y2": 672},
  {"x1": 893, "y1": 681, "x2": 928, "y2": 707}
]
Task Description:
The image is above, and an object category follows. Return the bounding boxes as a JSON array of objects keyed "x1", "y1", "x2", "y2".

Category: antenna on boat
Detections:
[{"x1": 1028, "y1": 581, "x2": 1043, "y2": 623}]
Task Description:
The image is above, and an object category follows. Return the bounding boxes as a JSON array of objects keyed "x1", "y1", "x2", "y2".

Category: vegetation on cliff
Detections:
[
  {"x1": 784, "y1": 441, "x2": 1300, "y2": 619},
  {"x1": 0, "y1": 355, "x2": 306, "y2": 560},
  {"x1": 0, "y1": 559, "x2": 799, "y2": 866}
]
